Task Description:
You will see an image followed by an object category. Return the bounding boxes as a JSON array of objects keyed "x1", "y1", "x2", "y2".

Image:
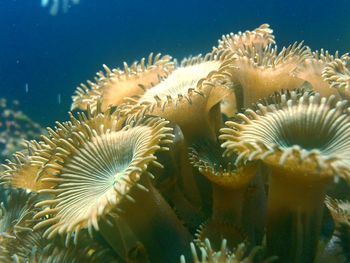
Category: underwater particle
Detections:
[
  {"x1": 41, "y1": 0, "x2": 80, "y2": 16},
  {"x1": 57, "y1": 93, "x2": 61, "y2": 105},
  {"x1": 220, "y1": 91, "x2": 350, "y2": 262}
]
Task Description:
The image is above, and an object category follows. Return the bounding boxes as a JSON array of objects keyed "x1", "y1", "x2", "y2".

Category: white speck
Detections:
[{"x1": 25, "y1": 83, "x2": 29, "y2": 93}]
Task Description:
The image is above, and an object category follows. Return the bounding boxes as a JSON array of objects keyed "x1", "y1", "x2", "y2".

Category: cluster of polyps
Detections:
[{"x1": 1, "y1": 24, "x2": 350, "y2": 263}]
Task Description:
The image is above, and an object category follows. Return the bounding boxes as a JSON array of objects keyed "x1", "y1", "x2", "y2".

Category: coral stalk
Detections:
[
  {"x1": 100, "y1": 176, "x2": 193, "y2": 263},
  {"x1": 266, "y1": 169, "x2": 330, "y2": 262}
]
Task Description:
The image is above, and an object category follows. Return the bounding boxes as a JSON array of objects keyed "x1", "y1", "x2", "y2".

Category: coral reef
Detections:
[
  {"x1": 0, "y1": 98, "x2": 44, "y2": 164},
  {"x1": 1, "y1": 24, "x2": 350, "y2": 263}
]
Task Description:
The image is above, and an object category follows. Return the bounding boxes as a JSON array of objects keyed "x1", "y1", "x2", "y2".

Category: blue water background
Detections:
[{"x1": 0, "y1": 0, "x2": 349, "y2": 126}]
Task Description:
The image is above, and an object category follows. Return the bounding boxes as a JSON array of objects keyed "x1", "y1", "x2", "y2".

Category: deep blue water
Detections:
[{"x1": 0, "y1": 0, "x2": 349, "y2": 126}]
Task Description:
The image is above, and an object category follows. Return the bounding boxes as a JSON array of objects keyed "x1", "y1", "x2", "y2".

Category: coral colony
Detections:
[{"x1": 1, "y1": 24, "x2": 350, "y2": 263}]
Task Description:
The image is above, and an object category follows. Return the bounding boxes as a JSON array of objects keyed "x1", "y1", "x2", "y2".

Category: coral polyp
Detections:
[
  {"x1": 220, "y1": 91, "x2": 350, "y2": 262},
  {"x1": 1, "y1": 24, "x2": 350, "y2": 263}
]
